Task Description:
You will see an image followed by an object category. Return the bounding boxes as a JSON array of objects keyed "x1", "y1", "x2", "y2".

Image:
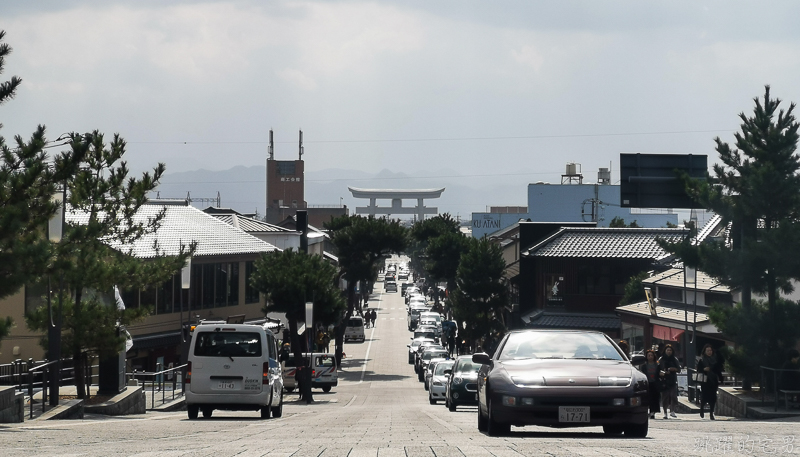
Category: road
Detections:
[{"x1": 2, "y1": 284, "x2": 799, "y2": 457}]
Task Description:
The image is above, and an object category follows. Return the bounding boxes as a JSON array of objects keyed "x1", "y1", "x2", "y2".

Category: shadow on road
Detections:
[{"x1": 338, "y1": 371, "x2": 412, "y2": 382}]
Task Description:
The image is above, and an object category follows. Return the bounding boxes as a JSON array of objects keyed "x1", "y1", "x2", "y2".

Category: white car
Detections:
[
  {"x1": 428, "y1": 359, "x2": 455, "y2": 404},
  {"x1": 407, "y1": 337, "x2": 435, "y2": 364},
  {"x1": 186, "y1": 323, "x2": 283, "y2": 419}
]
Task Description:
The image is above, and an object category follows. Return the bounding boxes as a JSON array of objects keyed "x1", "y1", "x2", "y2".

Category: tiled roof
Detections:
[
  {"x1": 525, "y1": 227, "x2": 687, "y2": 260},
  {"x1": 642, "y1": 268, "x2": 731, "y2": 293},
  {"x1": 616, "y1": 301, "x2": 710, "y2": 324},
  {"x1": 66, "y1": 203, "x2": 278, "y2": 258},
  {"x1": 525, "y1": 311, "x2": 621, "y2": 331},
  {"x1": 212, "y1": 214, "x2": 291, "y2": 233}
]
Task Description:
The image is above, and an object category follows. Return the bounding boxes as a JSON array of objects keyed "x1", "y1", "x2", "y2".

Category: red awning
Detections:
[{"x1": 652, "y1": 324, "x2": 684, "y2": 341}]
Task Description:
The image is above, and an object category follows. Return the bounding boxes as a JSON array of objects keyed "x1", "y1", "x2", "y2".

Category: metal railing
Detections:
[
  {"x1": 760, "y1": 366, "x2": 800, "y2": 412},
  {"x1": 129, "y1": 363, "x2": 187, "y2": 409},
  {"x1": 27, "y1": 359, "x2": 58, "y2": 419}
]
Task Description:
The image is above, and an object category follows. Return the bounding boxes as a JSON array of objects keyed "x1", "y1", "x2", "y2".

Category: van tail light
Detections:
[
  {"x1": 312, "y1": 369, "x2": 316, "y2": 376},
  {"x1": 263, "y1": 362, "x2": 270, "y2": 385},
  {"x1": 186, "y1": 361, "x2": 192, "y2": 384}
]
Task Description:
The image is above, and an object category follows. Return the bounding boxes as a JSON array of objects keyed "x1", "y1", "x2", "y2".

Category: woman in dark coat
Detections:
[
  {"x1": 696, "y1": 344, "x2": 724, "y2": 420},
  {"x1": 638, "y1": 349, "x2": 661, "y2": 419},
  {"x1": 658, "y1": 344, "x2": 681, "y2": 419}
]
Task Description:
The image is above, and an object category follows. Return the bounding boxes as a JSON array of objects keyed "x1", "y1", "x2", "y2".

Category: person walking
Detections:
[
  {"x1": 370, "y1": 309, "x2": 377, "y2": 328},
  {"x1": 658, "y1": 344, "x2": 682, "y2": 419},
  {"x1": 638, "y1": 349, "x2": 662, "y2": 419},
  {"x1": 696, "y1": 344, "x2": 724, "y2": 419}
]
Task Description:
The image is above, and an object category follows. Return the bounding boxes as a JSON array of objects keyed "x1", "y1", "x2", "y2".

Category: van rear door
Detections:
[{"x1": 190, "y1": 329, "x2": 265, "y2": 395}]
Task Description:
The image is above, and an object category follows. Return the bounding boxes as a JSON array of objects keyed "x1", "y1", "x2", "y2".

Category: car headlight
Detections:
[
  {"x1": 511, "y1": 376, "x2": 545, "y2": 387},
  {"x1": 598, "y1": 376, "x2": 631, "y2": 387},
  {"x1": 453, "y1": 377, "x2": 463, "y2": 385},
  {"x1": 433, "y1": 381, "x2": 442, "y2": 386}
]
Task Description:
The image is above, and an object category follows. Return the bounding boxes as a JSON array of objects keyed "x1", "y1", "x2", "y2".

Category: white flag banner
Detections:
[
  {"x1": 124, "y1": 327, "x2": 134, "y2": 352},
  {"x1": 114, "y1": 285, "x2": 126, "y2": 311}
]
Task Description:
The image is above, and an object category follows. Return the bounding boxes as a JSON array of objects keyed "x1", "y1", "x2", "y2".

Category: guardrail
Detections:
[
  {"x1": 26, "y1": 359, "x2": 60, "y2": 419},
  {"x1": 129, "y1": 363, "x2": 187, "y2": 409}
]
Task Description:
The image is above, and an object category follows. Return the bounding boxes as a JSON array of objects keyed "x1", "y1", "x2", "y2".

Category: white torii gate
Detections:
[{"x1": 348, "y1": 187, "x2": 445, "y2": 220}]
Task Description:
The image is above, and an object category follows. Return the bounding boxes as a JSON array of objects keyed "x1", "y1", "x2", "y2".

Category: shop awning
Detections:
[{"x1": 652, "y1": 324, "x2": 684, "y2": 341}]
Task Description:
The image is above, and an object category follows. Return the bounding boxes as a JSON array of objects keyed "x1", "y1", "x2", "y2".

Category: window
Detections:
[
  {"x1": 193, "y1": 332, "x2": 262, "y2": 357},
  {"x1": 658, "y1": 287, "x2": 683, "y2": 302},
  {"x1": 157, "y1": 275, "x2": 176, "y2": 314},
  {"x1": 245, "y1": 261, "x2": 259, "y2": 304},
  {"x1": 276, "y1": 161, "x2": 296, "y2": 176}
]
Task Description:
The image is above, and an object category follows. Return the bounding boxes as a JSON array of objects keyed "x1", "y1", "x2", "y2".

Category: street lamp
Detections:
[
  {"x1": 180, "y1": 257, "x2": 192, "y2": 342},
  {"x1": 47, "y1": 183, "x2": 66, "y2": 407}
]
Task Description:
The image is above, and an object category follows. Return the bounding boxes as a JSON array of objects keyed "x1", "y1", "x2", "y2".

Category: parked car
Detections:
[
  {"x1": 408, "y1": 337, "x2": 436, "y2": 364},
  {"x1": 445, "y1": 355, "x2": 481, "y2": 412},
  {"x1": 385, "y1": 281, "x2": 398, "y2": 292},
  {"x1": 418, "y1": 348, "x2": 449, "y2": 382},
  {"x1": 429, "y1": 360, "x2": 455, "y2": 404},
  {"x1": 473, "y1": 329, "x2": 649, "y2": 437},
  {"x1": 415, "y1": 341, "x2": 444, "y2": 372}
]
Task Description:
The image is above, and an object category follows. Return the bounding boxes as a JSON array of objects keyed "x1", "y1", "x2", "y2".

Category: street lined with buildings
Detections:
[{"x1": 2, "y1": 288, "x2": 799, "y2": 457}]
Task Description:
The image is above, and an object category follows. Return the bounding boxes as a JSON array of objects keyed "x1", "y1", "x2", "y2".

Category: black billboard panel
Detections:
[{"x1": 620, "y1": 153, "x2": 707, "y2": 209}]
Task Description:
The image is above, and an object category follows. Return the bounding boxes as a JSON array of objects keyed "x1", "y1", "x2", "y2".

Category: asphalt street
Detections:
[{"x1": 2, "y1": 285, "x2": 798, "y2": 457}]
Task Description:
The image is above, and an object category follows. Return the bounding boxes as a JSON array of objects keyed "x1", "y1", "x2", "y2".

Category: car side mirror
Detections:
[
  {"x1": 406, "y1": 344, "x2": 410, "y2": 348},
  {"x1": 631, "y1": 354, "x2": 646, "y2": 365},
  {"x1": 472, "y1": 352, "x2": 492, "y2": 366}
]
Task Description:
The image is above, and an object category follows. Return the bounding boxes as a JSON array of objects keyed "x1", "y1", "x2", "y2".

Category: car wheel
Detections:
[
  {"x1": 424, "y1": 380, "x2": 429, "y2": 391},
  {"x1": 187, "y1": 404, "x2": 199, "y2": 420},
  {"x1": 418, "y1": 371, "x2": 424, "y2": 382},
  {"x1": 448, "y1": 398, "x2": 457, "y2": 412},
  {"x1": 429, "y1": 394, "x2": 436, "y2": 405},
  {"x1": 285, "y1": 387, "x2": 294, "y2": 393},
  {"x1": 477, "y1": 401, "x2": 488, "y2": 432},
  {"x1": 624, "y1": 421, "x2": 648, "y2": 438},
  {"x1": 322, "y1": 386, "x2": 332, "y2": 393},
  {"x1": 408, "y1": 354, "x2": 414, "y2": 364},
  {"x1": 202, "y1": 407, "x2": 213, "y2": 418},
  {"x1": 271, "y1": 392, "x2": 283, "y2": 418},
  {"x1": 487, "y1": 397, "x2": 510, "y2": 436},
  {"x1": 603, "y1": 425, "x2": 624, "y2": 435}
]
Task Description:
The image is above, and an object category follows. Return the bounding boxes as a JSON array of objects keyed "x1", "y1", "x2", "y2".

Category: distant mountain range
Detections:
[{"x1": 152, "y1": 165, "x2": 532, "y2": 222}]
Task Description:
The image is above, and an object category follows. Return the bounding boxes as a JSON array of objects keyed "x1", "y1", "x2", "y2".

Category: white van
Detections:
[
  {"x1": 186, "y1": 323, "x2": 284, "y2": 419},
  {"x1": 344, "y1": 316, "x2": 365, "y2": 342},
  {"x1": 281, "y1": 353, "x2": 338, "y2": 392}
]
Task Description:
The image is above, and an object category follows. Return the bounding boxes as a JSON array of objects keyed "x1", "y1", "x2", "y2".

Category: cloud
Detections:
[{"x1": 276, "y1": 68, "x2": 317, "y2": 91}]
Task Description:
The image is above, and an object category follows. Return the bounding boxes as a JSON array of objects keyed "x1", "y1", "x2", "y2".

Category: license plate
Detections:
[
  {"x1": 559, "y1": 406, "x2": 590, "y2": 422},
  {"x1": 217, "y1": 381, "x2": 236, "y2": 390}
]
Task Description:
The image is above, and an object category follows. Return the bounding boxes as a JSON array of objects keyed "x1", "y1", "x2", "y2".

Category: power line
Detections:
[{"x1": 128, "y1": 128, "x2": 733, "y2": 146}]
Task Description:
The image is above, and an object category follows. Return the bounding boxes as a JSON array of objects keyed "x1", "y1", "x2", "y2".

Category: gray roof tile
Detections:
[
  {"x1": 525, "y1": 227, "x2": 687, "y2": 260},
  {"x1": 66, "y1": 203, "x2": 278, "y2": 258}
]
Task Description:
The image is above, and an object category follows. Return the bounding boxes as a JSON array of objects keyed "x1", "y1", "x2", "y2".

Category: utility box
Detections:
[{"x1": 98, "y1": 350, "x2": 126, "y2": 395}]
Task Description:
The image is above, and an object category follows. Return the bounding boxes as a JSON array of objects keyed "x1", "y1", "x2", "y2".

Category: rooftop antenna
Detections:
[
  {"x1": 299, "y1": 129, "x2": 304, "y2": 160},
  {"x1": 268, "y1": 129, "x2": 274, "y2": 160}
]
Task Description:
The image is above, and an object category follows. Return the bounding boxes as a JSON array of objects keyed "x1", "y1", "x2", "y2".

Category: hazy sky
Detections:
[{"x1": 3, "y1": 1, "x2": 800, "y2": 193}]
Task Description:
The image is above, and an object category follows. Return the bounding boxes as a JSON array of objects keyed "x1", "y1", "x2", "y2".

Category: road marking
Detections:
[
  {"x1": 344, "y1": 395, "x2": 358, "y2": 408},
  {"x1": 359, "y1": 295, "x2": 379, "y2": 384}
]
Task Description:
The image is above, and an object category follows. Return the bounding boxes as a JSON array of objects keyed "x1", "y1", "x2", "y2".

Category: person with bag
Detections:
[
  {"x1": 638, "y1": 349, "x2": 661, "y2": 419},
  {"x1": 695, "y1": 344, "x2": 723, "y2": 419},
  {"x1": 658, "y1": 344, "x2": 681, "y2": 419}
]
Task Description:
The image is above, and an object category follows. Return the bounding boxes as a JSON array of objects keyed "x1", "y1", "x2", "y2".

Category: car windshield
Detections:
[
  {"x1": 455, "y1": 360, "x2": 481, "y2": 373},
  {"x1": 434, "y1": 361, "x2": 455, "y2": 375},
  {"x1": 194, "y1": 332, "x2": 262, "y2": 357},
  {"x1": 498, "y1": 331, "x2": 624, "y2": 361},
  {"x1": 423, "y1": 351, "x2": 448, "y2": 360}
]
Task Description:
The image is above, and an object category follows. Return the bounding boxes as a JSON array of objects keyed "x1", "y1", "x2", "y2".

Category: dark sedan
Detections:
[
  {"x1": 445, "y1": 355, "x2": 482, "y2": 411},
  {"x1": 473, "y1": 329, "x2": 649, "y2": 437}
]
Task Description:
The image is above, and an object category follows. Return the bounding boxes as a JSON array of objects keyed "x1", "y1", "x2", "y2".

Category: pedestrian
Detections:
[
  {"x1": 364, "y1": 308, "x2": 370, "y2": 328},
  {"x1": 638, "y1": 349, "x2": 662, "y2": 419},
  {"x1": 696, "y1": 344, "x2": 723, "y2": 420},
  {"x1": 658, "y1": 344, "x2": 682, "y2": 419},
  {"x1": 447, "y1": 329, "x2": 456, "y2": 357},
  {"x1": 618, "y1": 340, "x2": 630, "y2": 359},
  {"x1": 779, "y1": 349, "x2": 800, "y2": 405},
  {"x1": 370, "y1": 309, "x2": 377, "y2": 328}
]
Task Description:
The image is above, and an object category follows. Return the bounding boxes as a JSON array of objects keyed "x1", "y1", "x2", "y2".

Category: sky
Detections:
[{"x1": 3, "y1": 1, "x2": 800, "y2": 216}]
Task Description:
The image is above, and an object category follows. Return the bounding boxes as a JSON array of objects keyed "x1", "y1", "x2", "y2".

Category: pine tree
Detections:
[
  {"x1": 663, "y1": 86, "x2": 800, "y2": 385},
  {"x1": 0, "y1": 30, "x2": 86, "y2": 346},
  {"x1": 449, "y1": 237, "x2": 508, "y2": 351},
  {"x1": 249, "y1": 248, "x2": 345, "y2": 401},
  {"x1": 26, "y1": 132, "x2": 191, "y2": 398}
]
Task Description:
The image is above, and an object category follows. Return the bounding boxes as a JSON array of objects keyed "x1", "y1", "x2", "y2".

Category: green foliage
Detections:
[
  {"x1": 660, "y1": 86, "x2": 800, "y2": 381},
  {"x1": 709, "y1": 298, "x2": 800, "y2": 387},
  {"x1": 609, "y1": 216, "x2": 639, "y2": 228},
  {"x1": 26, "y1": 294, "x2": 149, "y2": 360},
  {"x1": 0, "y1": 316, "x2": 12, "y2": 347},
  {"x1": 619, "y1": 271, "x2": 649, "y2": 306},
  {"x1": 425, "y1": 230, "x2": 470, "y2": 288},
  {"x1": 251, "y1": 248, "x2": 345, "y2": 326},
  {"x1": 408, "y1": 214, "x2": 460, "y2": 277},
  {"x1": 450, "y1": 238, "x2": 508, "y2": 343}
]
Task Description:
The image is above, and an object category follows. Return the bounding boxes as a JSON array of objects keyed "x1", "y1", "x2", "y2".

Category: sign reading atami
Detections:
[{"x1": 472, "y1": 218, "x2": 501, "y2": 229}]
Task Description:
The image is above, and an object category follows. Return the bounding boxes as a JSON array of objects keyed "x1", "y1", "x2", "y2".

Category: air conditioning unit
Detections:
[{"x1": 566, "y1": 163, "x2": 578, "y2": 175}]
